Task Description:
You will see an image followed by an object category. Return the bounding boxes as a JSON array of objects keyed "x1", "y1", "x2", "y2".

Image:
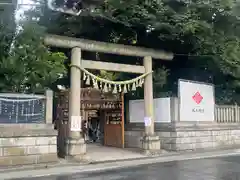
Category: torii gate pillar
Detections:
[
  {"x1": 141, "y1": 56, "x2": 161, "y2": 154},
  {"x1": 65, "y1": 47, "x2": 86, "y2": 160}
]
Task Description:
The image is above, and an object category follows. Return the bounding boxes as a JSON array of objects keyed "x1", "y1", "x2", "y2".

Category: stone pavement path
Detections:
[
  {"x1": 11, "y1": 155, "x2": 240, "y2": 180},
  {"x1": 86, "y1": 144, "x2": 147, "y2": 162}
]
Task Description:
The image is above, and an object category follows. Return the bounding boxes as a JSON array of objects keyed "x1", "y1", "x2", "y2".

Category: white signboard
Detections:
[
  {"x1": 178, "y1": 79, "x2": 215, "y2": 122},
  {"x1": 129, "y1": 98, "x2": 171, "y2": 123},
  {"x1": 70, "y1": 116, "x2": 82, "y2": 131},
  {"x1": 129, "y1": 99, "x2": 144, "y2": 123},
  {"x1": 154, "y1": 98, "x2": 171, "y2": 123}
]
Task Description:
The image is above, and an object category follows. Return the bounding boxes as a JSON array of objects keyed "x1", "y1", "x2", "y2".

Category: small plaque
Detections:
[
  {"x1": 70, "y1": 116, "x2": 82, "y2": 131},
  {"x1": 144, "y1": 117, "x2": 151, "y2": 126}
]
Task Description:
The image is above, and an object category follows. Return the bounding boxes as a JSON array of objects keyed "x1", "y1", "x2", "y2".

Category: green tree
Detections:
[
  {"x1": 23, "y1": 0, "x2": 240, "y2": 103},
  {"x1": 0, "y1": 1, "x2": 16, "y2": 61},
  {"x1": 0, "y1": 21, "x2": 67, "y2": 93}
]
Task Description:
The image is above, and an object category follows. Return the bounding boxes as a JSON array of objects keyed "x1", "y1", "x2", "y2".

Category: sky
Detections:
[{"x1": 16, "y1": 0, "x2": 35, "y2": 21}]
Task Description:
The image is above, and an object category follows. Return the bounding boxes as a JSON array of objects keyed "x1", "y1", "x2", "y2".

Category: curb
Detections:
[
  {"x1": 89, "y1": 156, "x2": 149, "y2": 165},
  {"x1": 0, "y1": 156, "x2": 154, "y2": 174},
  {"x1": 0, "y1": 161, "x2": 89, "y2": 174},
  {"x1": 0, "y1": 152, "x2": 173, "y2": 173}
]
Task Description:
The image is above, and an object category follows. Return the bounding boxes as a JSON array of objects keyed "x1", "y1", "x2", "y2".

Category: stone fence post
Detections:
[
  {"x1": 170, "y1": 97, "x2": 179, "y2": 122},
  {"x1": 235, "y1": 104, "x2": 239, "y2": 123},
  {"x1": 45, "y1": 89, "x2": 53, "y2": 124}
]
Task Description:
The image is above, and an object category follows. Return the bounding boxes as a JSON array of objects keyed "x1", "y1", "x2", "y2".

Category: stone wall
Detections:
[
  {"x1": 0, "y1": 124, "x2": 58, "y2": 167},
  {"x1": 125, "y1": 122, "x2": 240, "y2": 151}
]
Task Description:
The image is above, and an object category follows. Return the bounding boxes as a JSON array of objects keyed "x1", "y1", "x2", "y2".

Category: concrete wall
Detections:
[
  {"x1": 125, "y1": 122, "x2": 240, "y2": 151},
  {"x1": 0, "y1": 124, "x2": 58, "y2": 167}
]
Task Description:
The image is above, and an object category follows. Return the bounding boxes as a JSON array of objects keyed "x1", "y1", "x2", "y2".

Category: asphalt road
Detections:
[{"x1": 11, "y1": 155, "x2": 240, "y2": 180}]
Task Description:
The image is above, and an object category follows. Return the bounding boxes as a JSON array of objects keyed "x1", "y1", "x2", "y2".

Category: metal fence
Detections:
[
  {"x1": 215, "y1": 105, "x2": 240, "y2": 123},
  {"x1": 0, "y1": 93, "x2": 46, "y2": 123}
]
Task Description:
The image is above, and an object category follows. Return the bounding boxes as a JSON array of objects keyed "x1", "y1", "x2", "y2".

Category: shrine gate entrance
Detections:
[{"x1": 45, "y1": 34, "x2": 173, "y2": 159}]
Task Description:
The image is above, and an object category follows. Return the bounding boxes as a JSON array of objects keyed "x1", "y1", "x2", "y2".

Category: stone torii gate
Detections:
[{"x1": 44, "y1": 34, "x2": 173, "y2": 159}]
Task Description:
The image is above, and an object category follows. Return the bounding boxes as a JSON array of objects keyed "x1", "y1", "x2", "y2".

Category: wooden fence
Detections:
[{"x1": 215, "y1": 105, "x2": 240, "y2": 123}]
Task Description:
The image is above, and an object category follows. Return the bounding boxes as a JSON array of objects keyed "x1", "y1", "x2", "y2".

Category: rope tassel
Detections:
[
  {"x1": 118, "y1": 85, "x2": 122, "y2": 92},
  {"x1": 83, "y1": 72, "x2": 87, "y2": 81},
  {"x1": 108, "y1": 84, "x2": 112, "y2": 92},
  {"x1": 70, "y1": 64, "x2": 152, "y2": 85},
  {"x1": 132, "y1": 82, "x2": 136, "y2": 91},
  {"x1": 99, "y1": 81, "x2": 103, "y2": 89},
  {"x1": 136, "y1": 79, "x2": 139, "y2": 87},
  {"x1": 85, "y1": 75, "x2": 90, "y2": 85},
  {"x1": 127, "y1": 84, "x2": 131, "y2": 91},
  {"x1": 93, "y1": 79, "x2": 98, "y2": 89},
  {"x1": 123, "y1": 84, "x2": 127, "y2": 93},
  {"x1": 69, "y1": 64, "x2": 152, "y2": 92},
  {"x1": 140, "y1": 79, "x2": 144, "y2": 87},
  {"x1": 113, "y1": 84, "x2": 117, "y2": 94},
  {"x1": 103, "y1": 83, "x2": 108, "y2": 92}
]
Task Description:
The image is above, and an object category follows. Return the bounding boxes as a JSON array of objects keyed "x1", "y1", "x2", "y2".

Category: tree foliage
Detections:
[
  {"x1": 2, "y1": 0, "x2": 240, "y2": 103},
  {"x1": 97, "y1": 0, "x2": 240, "y2": 103},
  {"x1": 0, "y1": 4, "x2": 16, "y2": 60},
  {"x1": 0, "y1": 19, "x2": 67, "y2": 93},
  {"x1": 30, "y1": 0, "x2": 240, "y2": 102}
]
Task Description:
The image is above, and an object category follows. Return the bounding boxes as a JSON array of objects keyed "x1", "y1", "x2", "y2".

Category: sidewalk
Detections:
[{"x1": 2, "y1": 147, "x2": 240, "y2": 179}]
